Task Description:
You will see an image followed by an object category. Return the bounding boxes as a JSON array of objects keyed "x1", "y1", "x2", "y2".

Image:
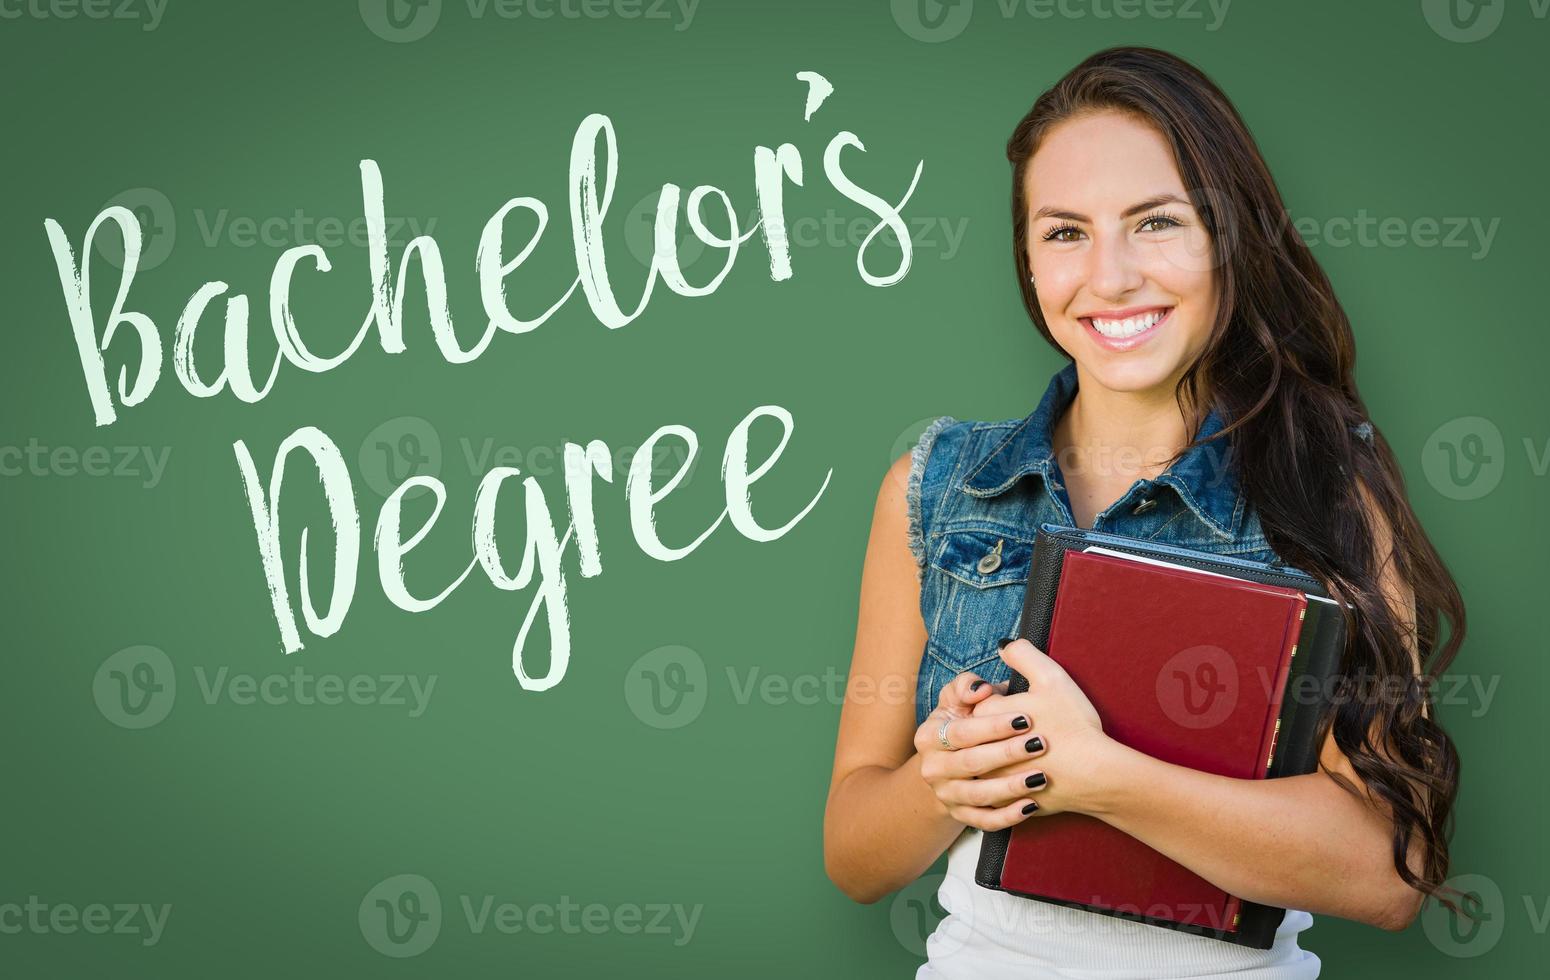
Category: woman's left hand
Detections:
[{"x1": 968, "y1": 638, "x2": 1116, "y2": 817}]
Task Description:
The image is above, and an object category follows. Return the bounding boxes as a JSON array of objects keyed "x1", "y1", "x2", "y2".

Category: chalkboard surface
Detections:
[{"x1": 1, "y1": 1, "x2": 1542, "y2": 975}]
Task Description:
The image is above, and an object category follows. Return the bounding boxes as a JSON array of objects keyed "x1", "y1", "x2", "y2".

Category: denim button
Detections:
[{"x1": 976, "y1": 538, "x2": 1004, "y2": 574}]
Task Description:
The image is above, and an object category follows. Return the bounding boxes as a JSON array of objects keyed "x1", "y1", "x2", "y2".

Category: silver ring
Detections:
[{"x1": 936, "y1": 715, "x2": 956, "y2": 751}]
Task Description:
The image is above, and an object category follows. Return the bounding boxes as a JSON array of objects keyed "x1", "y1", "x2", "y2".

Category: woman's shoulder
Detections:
[
  {"x1": 902, "y1": 412, "x2": 1038, "y2": 494},
  {"x1": 904, "y1": 414, "x2": 1026, "y2": 468},
  {"x1": 895, "y1": 414, "x2": 1031, "y2": 576}
]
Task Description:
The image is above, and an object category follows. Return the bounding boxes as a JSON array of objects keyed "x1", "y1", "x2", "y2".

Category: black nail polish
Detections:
[
  {"x1": 1012, "y1": 716, "x2": 1030, "y2": 731},
  {"x1": 1021, "y1": 802, "x2": 1039, "y2": 815},
  {"x1": 997, "y1": 636, "x2": 1018, "y2": 651},
  {"x1": 1025, "y1": 736, "x2": 1044, "y2": 753},
  {"x1": 970, "y1": 680, "x2": 986, "y2": 692},
  {"x1": 1025, "y1": 772, "x2": 1047, "y2": 789}
]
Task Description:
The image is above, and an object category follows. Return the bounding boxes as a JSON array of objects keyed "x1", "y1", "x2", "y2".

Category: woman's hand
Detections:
[
  {"x1": 914, "y1": 668, "x2": 1053, "y2": 830},
  {"x1": 969, "y1": 638, "x2": 1114, "y2": 816}
]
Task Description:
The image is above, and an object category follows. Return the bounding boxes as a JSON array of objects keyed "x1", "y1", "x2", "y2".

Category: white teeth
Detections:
[{"x1": 1090, "y1": 309, "x2": 1166, "y2": 339}]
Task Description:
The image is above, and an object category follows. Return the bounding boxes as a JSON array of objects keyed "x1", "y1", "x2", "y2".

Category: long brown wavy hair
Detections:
[{"x1": 1007, "y1": 47, "x2": 1465, "y2": 915}]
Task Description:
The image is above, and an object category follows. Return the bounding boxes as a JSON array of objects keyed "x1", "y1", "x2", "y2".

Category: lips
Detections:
[{"x1": 1079, "y1": 306, "x2": 1173, "y2": 352}]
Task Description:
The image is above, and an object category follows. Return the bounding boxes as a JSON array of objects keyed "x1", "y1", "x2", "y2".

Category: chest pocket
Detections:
[{"x1": 923, "y1": 528, "x2": 1033, "y2": 675}]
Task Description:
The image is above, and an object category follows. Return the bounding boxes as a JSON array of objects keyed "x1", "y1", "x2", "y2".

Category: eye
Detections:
[
  {"x1": 1137, "y1": 211, "x2": 1184, "y2": 233},
  {"x1": 1041, "y1": 223, "x2": 1083, "y2": 243}
]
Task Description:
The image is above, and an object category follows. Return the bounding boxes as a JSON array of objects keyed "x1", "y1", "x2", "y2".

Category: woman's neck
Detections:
[{"x1": 1052, "y1": 366, "x2": 1204, "y2": 484}]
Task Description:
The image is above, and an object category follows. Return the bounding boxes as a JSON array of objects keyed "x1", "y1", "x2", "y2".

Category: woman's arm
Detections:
[
  {"x1": 823, "y1": 453, "x2": 961, "y2": 903},
  {"x1": 823, "y1": 453, "x2": 1041, "y2": 903},
  {"x1": 1078, "y1": 724, "x2": 1425, "y2": 931}
]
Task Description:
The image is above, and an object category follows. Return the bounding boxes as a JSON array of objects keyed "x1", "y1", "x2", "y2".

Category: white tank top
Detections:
[{"x1": 917, "y1": 829, "x2": 1322, "y2": 979}]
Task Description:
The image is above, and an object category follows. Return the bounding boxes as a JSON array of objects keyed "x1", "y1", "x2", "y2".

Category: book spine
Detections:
[{"x1": 1258, "y1": 596, "x2": 1308, "y2": 775}]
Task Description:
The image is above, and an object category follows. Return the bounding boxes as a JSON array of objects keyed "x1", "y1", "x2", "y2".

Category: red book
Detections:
[{"x1": 995, "y1": 548, "x2": 1308, "y2": 934}]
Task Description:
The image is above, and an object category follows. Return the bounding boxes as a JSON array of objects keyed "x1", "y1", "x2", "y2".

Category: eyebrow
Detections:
[{"x1": 1031, "y1": 193, "x2": 1193, "y2": 223}]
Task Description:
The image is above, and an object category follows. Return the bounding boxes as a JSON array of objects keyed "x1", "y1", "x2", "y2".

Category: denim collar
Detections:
[{"x1": 960, "y1": 361, "x2": 1243, "y2": 540}]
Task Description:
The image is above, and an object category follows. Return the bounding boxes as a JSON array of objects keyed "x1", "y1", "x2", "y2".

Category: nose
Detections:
[{"x1": 1086, "y1": 228, "x2": 1144, "y2": 301}]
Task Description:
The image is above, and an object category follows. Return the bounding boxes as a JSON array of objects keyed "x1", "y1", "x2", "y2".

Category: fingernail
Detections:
[
  {"x1": 1025, "y1": 736, "x2": 1044, "y2": 754},
  {"x1": 1021, "y1": 802, "x2": 1040, "y2": 815},
  {"x1": 970, "y1": 680, "x2": 986, "y2": 692},
  {"x1": 1025, "y1": 772, "x2": 1047, "y2": 789},
  {"x1": 1012, "y1": 716, "x2": 1030, "y2": 731},
  {"x1": 997, "y1": 636, "x2": 1018, "y2": 651}
]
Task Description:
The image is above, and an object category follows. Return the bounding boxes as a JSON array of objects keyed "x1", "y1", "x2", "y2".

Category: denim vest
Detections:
[{"x1": 905, "y1": 361, "x2": 1286, "y2": 727}]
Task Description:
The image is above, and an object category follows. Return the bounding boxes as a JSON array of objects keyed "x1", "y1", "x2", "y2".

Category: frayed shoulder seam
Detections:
[{"x1": 906, "y1": 416, "x2": 959, "y2": 582}]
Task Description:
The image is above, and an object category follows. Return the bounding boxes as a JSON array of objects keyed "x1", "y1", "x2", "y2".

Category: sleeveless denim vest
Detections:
[{"x1": 906, "y1": 361, "x2": 1288, "y2": 727}]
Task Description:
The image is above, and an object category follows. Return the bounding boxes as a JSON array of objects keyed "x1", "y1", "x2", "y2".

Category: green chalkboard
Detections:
[{"x1": 2, "y1": 1, "x2": 1544, "y2": 975}]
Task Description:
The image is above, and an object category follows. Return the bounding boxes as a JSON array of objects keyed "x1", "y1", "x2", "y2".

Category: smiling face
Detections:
[{"x1": 1023, "y1": 109, "x2": 1219, "y2": 397}]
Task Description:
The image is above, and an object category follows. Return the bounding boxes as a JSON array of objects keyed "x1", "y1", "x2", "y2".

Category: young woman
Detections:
[{"x1": 823, "y1": 47, "x2": 1464, "y2": 978}]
